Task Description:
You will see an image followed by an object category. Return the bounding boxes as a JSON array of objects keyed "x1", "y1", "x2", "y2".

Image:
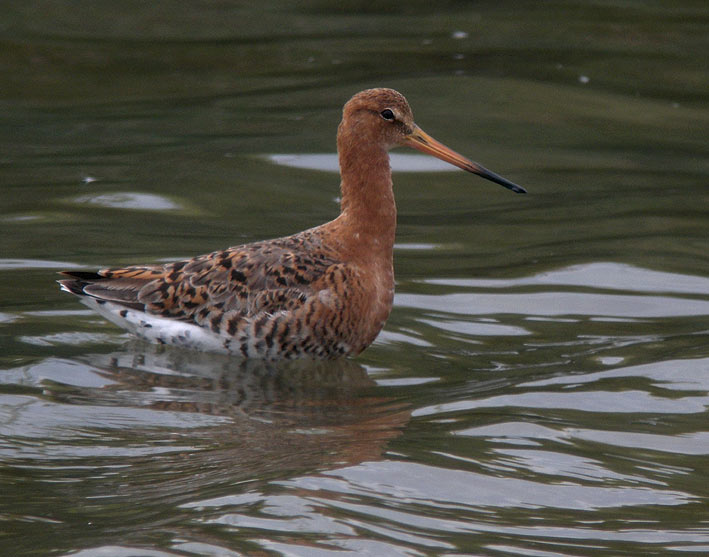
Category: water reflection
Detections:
[
  {"x1": 72, "y1": 192, "x2": 183, "y2": 211},
  {"x1": 267, "y1": 153, "x2": 461, "y2": 172},
  {"x1": 30, "y1": 343, "x2": 409, "y2": 453},
  {"x1": 2, "y1": 344, "x2": 410, "y2": 553},
  {"x1": 423, "y1": 263, "x2": 709, "y2": 296}
]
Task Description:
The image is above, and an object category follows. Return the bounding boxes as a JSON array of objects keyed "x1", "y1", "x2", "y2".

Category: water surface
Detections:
[{"x1": 1, "y1": 1, "x2": 708, "y2": 555}]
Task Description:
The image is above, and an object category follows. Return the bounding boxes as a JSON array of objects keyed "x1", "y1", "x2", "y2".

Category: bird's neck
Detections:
[{"x1": 335, "y1": 133, "x2": 397, "y2": 260}]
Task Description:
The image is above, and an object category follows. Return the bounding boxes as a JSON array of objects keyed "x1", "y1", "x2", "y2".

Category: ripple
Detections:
[
  {"x1": 423, "y1": 263, "x2": 709, "y2": 296},
  {"x1": 267, "y1": 153, "x2": 462, "y2": 172},
  {"x1": 396, "y1": 291, "x2": 709, "y2": 318},
  {"x1": 67, "y1": 547, "x2": 180, "y2": 557},
  {"x1": 72, "y1": 192, "x2": 182, "y2": 211},
  {"x1": 520, "y1": 357, "x2": 709, "y2": 391},
  {"x1": 0, "y1": 393, "x2": 228, "y2": 448},
  {"x1": 375, "y1": 329, "x2": 433, "y2": 348},
  {"x1": 399, "y1": 266, "x2": 709, "y2": 326},
  {"x1": 419, "y1": 317, "x2": 531, "y2": 337},
  {"x1": 18, "y1": 332, "x2": 124, "y2": 347},
  {"x1": 413, "y1": 390, "x2": 709, "y2": 417},
  {"x1": 284, "y1": 460, "x2": 693, "y2": 510},
  {"x1": 0, "y1": 258, "x2": 77, "y2": 271},
  {"x1": 0, "y1": 312, "x2": 17, "y2": 324},
  {"x1": 394, "y1": 242, "x2": 443, "y2": 251}
]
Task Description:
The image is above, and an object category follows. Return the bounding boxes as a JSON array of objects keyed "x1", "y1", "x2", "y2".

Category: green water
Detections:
[{"x1": 2, "y1": 1, "x2": 709, "y2": 555}]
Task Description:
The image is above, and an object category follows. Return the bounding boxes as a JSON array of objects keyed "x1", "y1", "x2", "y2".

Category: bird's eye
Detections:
[{"x1": 380, "y1": 109, "x2": 395, "y2": 121}]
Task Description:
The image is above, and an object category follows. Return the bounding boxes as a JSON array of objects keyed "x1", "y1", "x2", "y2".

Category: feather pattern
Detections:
[
  {"x1": 59, "y1": 87, "x2": 523, "y2": 359},
  {"x1": 59, "y1": 226, "x2": 386, "y2": 359}
]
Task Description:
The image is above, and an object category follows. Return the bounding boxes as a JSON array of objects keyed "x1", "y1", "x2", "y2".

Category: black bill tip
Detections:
[{"x1": 469, "y1": 162, "x2": 527, "y2": 194}]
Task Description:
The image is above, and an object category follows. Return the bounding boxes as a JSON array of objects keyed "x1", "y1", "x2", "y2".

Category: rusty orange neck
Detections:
[{"x1": 334, "y1": 128, "x2": 397, "y2": 263}]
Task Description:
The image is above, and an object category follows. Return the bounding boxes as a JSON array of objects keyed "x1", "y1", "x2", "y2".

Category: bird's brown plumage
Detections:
[{"x1": 59, "y1": 87, "x2": 525, "y2": 359}]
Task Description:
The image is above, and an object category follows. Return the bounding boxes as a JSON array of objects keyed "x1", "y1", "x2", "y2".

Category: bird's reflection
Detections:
[
  {"x1": 12, "y1": 343, "x2": 407, "y2": 550},
  {"x1": 43, "y1": 342, "x2": 410, "y2": 482}
]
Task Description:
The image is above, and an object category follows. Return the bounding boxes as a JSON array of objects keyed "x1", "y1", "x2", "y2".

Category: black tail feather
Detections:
[
  {"x1": 58, "y1": 271, "x2": 146, "y2": 311},
  {"x1": 58, "y1": 272, "x2": 96, "y2": 297},
  {"x1": 59, "y1": 271, "x2": 105, "y2": 281}
]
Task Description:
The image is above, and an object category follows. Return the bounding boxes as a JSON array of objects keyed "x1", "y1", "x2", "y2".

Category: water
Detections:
[{"x1": 2, "y1": 1, "x2": 709, "y2": 555}]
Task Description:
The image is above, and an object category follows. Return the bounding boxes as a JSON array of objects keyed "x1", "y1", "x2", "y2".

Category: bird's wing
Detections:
[{"x1": 59, "y1": 235, "x2": 339, "y2": 326}]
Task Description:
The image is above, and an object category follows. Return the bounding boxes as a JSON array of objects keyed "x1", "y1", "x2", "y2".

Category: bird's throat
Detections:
[{"x1": 337, "y1": 139, "x2": 397, "y2": 258}]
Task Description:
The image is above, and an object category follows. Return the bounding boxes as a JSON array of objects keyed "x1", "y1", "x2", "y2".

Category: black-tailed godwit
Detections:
[{"x1": 59, "y1": 88, "x2": 525, "y2": 359}]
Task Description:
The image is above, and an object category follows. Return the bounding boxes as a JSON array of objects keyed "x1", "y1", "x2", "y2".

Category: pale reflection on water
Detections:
[
  {"x1": 72, "y1": 192, "x2": 183, "y2": 211},
  {"x1": 267, "y1": 153, "x2": 461, "y2": 173}
]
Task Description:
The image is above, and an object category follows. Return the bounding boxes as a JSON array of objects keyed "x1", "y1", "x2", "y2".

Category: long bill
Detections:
[{"x1": 401, "y1": 126, "x2": 526, "y2": 194}]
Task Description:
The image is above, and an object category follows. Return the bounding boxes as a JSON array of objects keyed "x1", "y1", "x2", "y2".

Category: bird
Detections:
[{"x1": 59, "y1": 88, "x2": 526, "y2": 359}]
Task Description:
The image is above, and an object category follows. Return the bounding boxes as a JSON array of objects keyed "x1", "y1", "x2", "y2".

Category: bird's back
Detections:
[{"x1": 60, "y1": 226, "x2": 384, "y2": 358}]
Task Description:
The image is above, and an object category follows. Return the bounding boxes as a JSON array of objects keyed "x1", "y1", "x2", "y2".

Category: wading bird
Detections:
[{"x1": 60, "y1": 88, "x2": 525, "y2": 359}]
